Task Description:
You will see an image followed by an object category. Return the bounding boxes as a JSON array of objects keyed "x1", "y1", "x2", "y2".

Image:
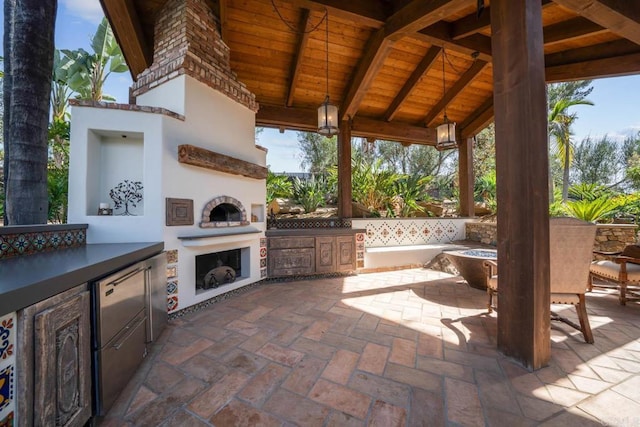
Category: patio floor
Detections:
[{"x1": 100, "y1": 269, "x2": 640, "y2": 426}]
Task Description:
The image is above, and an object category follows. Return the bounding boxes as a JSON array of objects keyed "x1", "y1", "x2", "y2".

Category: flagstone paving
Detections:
[{"x1": 100, "y1": 269, "x2": 640, "y2": 426}]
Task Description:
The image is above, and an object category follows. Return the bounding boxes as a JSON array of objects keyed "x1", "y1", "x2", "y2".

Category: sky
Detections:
[{"x1": 2, "y1": 0, "x2": 640, "y2": 173}]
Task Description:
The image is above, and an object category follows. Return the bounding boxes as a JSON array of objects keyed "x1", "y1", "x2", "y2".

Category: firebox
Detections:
[
  {"x1": 210, "y1": 203, "x2": 242, "y2": 222},
  {"x1": 195, "y1": 248, "x2": 244, "y2": 291}
]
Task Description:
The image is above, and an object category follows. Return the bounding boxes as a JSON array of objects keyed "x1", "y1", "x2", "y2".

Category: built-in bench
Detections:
[{"x1": 351, "y1": 218, "x2": 473, "y2": 271}]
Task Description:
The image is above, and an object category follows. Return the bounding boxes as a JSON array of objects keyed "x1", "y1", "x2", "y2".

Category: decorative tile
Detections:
[
  {"x1": 260, "y1": 238, "x2": 267, "y2": 248},
  {"x1": 168, "y1": 295, "x2": 179, "y2": 312},
  {"x1": 351, "y1": 219, "x2": 466, "y2": 248},
  {"x1": 260, "y1": 268, "x2": 267, "y2": 278},
  {"x1": 0, "y1": 411, "x2": 13, "y2": 427},
  {"x1": 260, "y1": 258, "x2": 267, "y2": 268},
  {"x1": 167, "y1": 266, "x2": 178, "y2": 279},
  {"x1": 0, "y1": 314, "x2": 14, "y2": 361},
  {"x1": 356, "y1": 260, "x2": 364, "y2": 269},
  {"x1": 0, "y1": 365, "x2": 14, "y2": 412},
  {"x1": 167, "y1": 280, "x2": 178, "y2": 295},
  {"x1": 166, "y1": 249, "x2": 178, "y2": 264},
  {"x1": 266, "y1": 218, "x2": 351, "y2": 230},
  {"x1": 260, "y1": 247, "x2": 267, "y2": 259},
  {"x1": 0, "y1": 227, "x2": 86, "y2": 260},
  {"x1": 356, "y1": 233, "x2": 365, "y2": 242}
]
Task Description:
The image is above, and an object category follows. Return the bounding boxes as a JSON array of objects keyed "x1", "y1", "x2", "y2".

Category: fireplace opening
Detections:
[
  {"x1": 196, "y1": 248, "x2": 243, "y2": 291},
  {"x1": 210, "y1": 203, "x2": 242, "y2": 222}
]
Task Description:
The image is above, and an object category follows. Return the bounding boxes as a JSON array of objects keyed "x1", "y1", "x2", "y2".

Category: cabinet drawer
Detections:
[
  {"x1": 268, "y1": 248, "x2": 315, "y2": 276},
  {"x1": 268, "y1": 237, "x2": 315, "y2": 249},
  {"x1": 337, "y1": 235, "x2": 356, "y2": 271}
]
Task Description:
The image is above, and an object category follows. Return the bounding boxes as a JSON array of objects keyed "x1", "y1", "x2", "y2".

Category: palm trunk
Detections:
[
  {"x1": 3, "y1": 0, "x2": 15, "y2": 225},
  {"x1": 5, "y1": 0, "x2": 57, "y2": 224},
  {"x1": 562, "y1": 142, "x2": 570, "y2": 201}
]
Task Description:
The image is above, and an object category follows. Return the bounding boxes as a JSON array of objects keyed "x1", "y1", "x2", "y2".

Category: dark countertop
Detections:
[
  {"x1": 266, "y1": 228, "x2": 366, "y2": 237},
  {"x1": 0, "y1": 242, "x2": 163, "y2": 316}
]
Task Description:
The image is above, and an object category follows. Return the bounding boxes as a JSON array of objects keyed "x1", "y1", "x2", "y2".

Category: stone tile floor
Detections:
[{"x1": 101, "y1": 269, "x2": 640, "y2": 426}]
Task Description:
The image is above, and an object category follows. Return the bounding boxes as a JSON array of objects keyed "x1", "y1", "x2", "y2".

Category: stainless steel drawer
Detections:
[
  {"x1": 96, "y1": 311, "x2": 147, "y2": 415},
  {"x1": 95, "y1": 264, "x2": 146, "y2": 346}
]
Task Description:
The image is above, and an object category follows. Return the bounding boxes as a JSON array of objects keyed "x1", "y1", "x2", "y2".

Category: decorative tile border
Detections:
[
  {"x1": 267, "y1": 218, "x2": 352, "y2": 230},
  {"x1": 351, "y1": 218, "x2": 469, "y2": 248},
  {"x1": 166, "y1": 249, "x2": 179, "y2": 264},
  {"x1": 0, "y1": 226, "x2": 86, "y2": 260},
  {"x1": 0, "y1": 312, "x2": 15, "y2": 424},
  {"x1": 260, "y1": 237, "x2": 267, "y2": 279}
]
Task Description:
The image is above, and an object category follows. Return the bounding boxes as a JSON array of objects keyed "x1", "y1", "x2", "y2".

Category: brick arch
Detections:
[{"x1": 200, "y1": 196, "x2": 248, "y2": 228}]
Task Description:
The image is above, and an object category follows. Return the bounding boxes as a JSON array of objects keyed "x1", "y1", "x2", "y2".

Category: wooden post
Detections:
[
  {"x1": 338, "y1": 120, "x2": 352, "y2": 218},
  {"x1": 491, "y1": 0, "x2": 551, "y2": 370},
  {"x1": 458, "y1": 138, "x2": 475, "y2": 217}
]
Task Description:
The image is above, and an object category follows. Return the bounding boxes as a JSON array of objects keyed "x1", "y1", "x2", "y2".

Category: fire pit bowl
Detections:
[{"x1": 444, "y1": 249, "x2": 497, "y2": 290}]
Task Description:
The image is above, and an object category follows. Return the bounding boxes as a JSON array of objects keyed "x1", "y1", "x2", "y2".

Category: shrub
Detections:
[
  {"x1": 266, "y1": 171, "x2": 293, "y2": 204},
  {"x1": 564, "y1": 197, "x2": 620, "y2": 222},
  {"x1": 293, "y1": 176, "x2": 325, "y2": 213}
]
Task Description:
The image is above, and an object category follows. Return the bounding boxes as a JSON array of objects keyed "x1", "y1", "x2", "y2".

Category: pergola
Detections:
[{"x1": 100, "y1": 0, "x2": 640, "y2": 369}]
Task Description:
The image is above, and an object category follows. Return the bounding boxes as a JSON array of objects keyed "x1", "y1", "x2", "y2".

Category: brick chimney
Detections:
[{"x1": 131, "y1": 0, "x2": 258, "y2": 112}]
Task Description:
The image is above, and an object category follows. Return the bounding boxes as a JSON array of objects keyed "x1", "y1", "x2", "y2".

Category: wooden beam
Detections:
[
  {"x1": 458, "y1": 138, "x2": 475, "y2": 217},
  {"x1": 341, "y1": 29, "x2": 395, "y2": 120},
  {"x1": 545, "y1": 39, "x2": 640, "y2": 67},
  {"x1": 460, "y1": 96, "x2": 494, "y2": 138},
  {"x1": 256, "y1": 105, "x2": 437, "y2": 145},
  {"x1": 543, "y1": 17, "x2": 606, "y2": 45},
  {"x1": 384, "y1": 0, "x2": 471, "y2": 40},
  {"x1": 423, "y1": 60, "x2": 488, "y2": 127},
  {"x1": 219, "y1": 0, "x2": 229, "y2": 44},
  {"x1": 100, "y1": 0, "x2": 152, "y2": 79},
  {"x1": 178, "y1": 144, "x2": 268, "y2": 180},
  {"x1": 282, "y1": 0, "x2": 387, "y2": 28},
  {"x1": 384, "y1": 46, "x2": 441, "y2": 122},
  {"x1": 286, "y1": 9, "x2": 311, "y2": 107},
  {"x1": 418, "y1": 23, "x2": 493, "y2": 61},
  {"x1": 491, "y1": 0, "x2": 550, "y2": 370},
  {"x1": 338, "y1": 120, "x2": 353, "y2": 218},
  {"x1": 546, "y1": 52, "x2": 640, "y2": 82},
  {"x1": 552, "y1": 0, "x2": 640, "y2": 45},
  {"x1": 451, "y1": 0, "x2": 552, "y2": 40}
]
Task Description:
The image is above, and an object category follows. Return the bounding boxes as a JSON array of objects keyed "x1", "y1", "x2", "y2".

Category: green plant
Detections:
[
  {"x1": 564, "y1": 197, "x2": 620, "y2": 222},
  {"x1": 47, "y1": 165, "x2": 68, "y2": 223},
  {"x1": 393, "y1": 174, "x2": 431, "y2": 217},
  {"x1": 349, "y1": 156, "x2": 397, "y2": 214},
  {"x1": 266, "y1": 171, "x2": 293, "y2": 204},
  {"x1": 567, "y1": 183, "x2": 613, "y2": 201},
  {"x1": 293, "y1": 177, "x2": 325, "y2": 213}
]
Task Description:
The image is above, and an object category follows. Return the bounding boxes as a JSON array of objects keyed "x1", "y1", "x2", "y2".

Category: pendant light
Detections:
[
  {"x1": 436, "y1": 49, "x2": 457, "y2": 151},
  {"x1": 317, "y1": 12, "x2": 339, "y2": 137}
]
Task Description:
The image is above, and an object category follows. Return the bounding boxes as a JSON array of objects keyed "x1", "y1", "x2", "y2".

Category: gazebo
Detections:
[{"x1": 100, "y1": 0, "x2": 640, "y2": 369}]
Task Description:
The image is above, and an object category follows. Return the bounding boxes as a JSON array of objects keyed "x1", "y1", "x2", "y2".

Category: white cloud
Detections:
[{"x1": 61, "y1": 0, "x2": 104, "y2": 25}]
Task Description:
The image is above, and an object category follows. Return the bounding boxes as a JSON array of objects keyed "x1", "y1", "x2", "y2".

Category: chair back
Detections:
[{"x1": 550, "y1": 217, "x2": 597, "y2": 294}]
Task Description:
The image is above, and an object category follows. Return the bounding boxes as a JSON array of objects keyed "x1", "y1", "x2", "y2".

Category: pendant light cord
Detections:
[
  {"x1": 442, "y1": 48, "x2": 447, "y2": 121},
  {"x1": 326, "y1": 12, "x2": 330, "y2": 99},
  {"x1": 270, "y1": 0, "x2": 327, "y2": 34}
]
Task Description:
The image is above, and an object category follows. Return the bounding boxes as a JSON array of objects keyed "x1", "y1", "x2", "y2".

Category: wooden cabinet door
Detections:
[
  {"x1": 336, "y1": 236, "x2": 356, "y2": 272},
  {"x1": 268, "y1": 248, "x2": 315, "y2": 277},
  {"x1": 33, "y1": 291, "x2": 92, "y2": 427},
  {"x1": 315, "y1": 236, "x2": 336, "y2": 273}
]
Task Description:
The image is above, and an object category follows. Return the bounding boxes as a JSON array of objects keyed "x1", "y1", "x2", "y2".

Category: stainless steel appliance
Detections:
[{"x1": 92, "y1": 253, "x2": 167, "y2": 416}]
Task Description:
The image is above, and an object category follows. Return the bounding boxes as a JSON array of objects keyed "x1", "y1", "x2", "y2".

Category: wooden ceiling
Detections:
[{"x1": 100, "y1": 0, "x2": 640, "y2": 146}]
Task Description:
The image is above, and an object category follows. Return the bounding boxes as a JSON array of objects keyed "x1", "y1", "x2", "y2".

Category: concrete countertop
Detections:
[
  {"x1": 266, "y1": 228, "x2": 366, "y2": 237},
  {"x1": 0, "y1": 242, "x2": 163, "y2": 316}
]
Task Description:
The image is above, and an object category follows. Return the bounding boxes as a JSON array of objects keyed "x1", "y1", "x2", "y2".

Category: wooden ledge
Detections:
[{"x1": 178, "y1": 144, "x2": 268, "y2": 180}]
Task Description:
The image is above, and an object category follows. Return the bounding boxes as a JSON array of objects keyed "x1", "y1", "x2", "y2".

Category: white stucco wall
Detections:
[{"x1": 69, "y1": 75, "x2": 267, "y2": 311}]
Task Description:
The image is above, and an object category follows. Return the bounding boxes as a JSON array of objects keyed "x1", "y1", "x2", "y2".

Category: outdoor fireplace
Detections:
[
  {"x1": 195, "y1": 248, "x2": 246, "y2": 291},
  {"x1": 200, "y1": 196, "x2": 250, "y2": 228}
]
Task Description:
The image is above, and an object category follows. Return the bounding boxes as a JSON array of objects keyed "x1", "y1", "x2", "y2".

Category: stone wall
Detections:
[
  {"x1": 465, "y1": 221, "x2": 638, "y2": 252},
  {"x1": 131, "y1": 0, "x2": 258, "y2": 112}
]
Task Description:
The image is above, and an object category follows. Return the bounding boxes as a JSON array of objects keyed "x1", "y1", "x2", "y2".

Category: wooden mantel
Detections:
[{"x1": 178, "y1": 144, "x2": 268, "y2": 180}]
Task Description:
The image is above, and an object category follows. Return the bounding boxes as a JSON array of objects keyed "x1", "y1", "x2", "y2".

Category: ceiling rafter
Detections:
[
  {"x1": 286, "y1": 9, "x2": 311, "y2": 107},
  {"x1": 543, "y1": 16, "x2": 606, "y2": 45},
  {"x1": 547, "y1": 52, "x2": 640, "y2": 82},
  {"x1": 459, "y1": 96, "x2": 494, "y2": 138},
  {"x1": 100, "y1": 0, "x2": 152, "y2": 79},
  {"x1": 341, "y1": 0, "x2": 473, "y2": 120},
  {"x1": 384, "y1": 46, "x2": 441, "y2": 122},
  {"x1": 423, "y1": 59, "x2": 488, "y2": 127},
  {"x1": 552, "y1": 0, "x2": 640, "y2": 45}
]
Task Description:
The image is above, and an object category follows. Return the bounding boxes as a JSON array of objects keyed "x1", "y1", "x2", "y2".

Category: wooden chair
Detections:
[
  {"x1": 589, "y1": 245, "x2": 640, "y2": 305},
  {"x1": 484, "y1": 218, "x2": 597, "y2": 343}
]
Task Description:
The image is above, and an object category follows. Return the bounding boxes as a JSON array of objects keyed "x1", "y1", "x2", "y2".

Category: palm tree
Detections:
[
  {"x1": 3, "y1": 0, "x2": 57, "y2": 224},
  {"x1": 548, "y1": 86, "x2": 593, "y2": 202}
]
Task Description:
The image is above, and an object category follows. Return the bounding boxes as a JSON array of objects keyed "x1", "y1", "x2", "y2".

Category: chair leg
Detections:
[
  {"x1": 620, "y1": 283, "x2": 627, "y2": 305},
  {"x1": 487, "y1": 288, "x2": 493, "y2": 313},
  {"x1": 576, "y1": 294, "x2": 594, "y2": 344},
  {"x1": 587, "y1": 274, "x2": 593, "y2": 292}
]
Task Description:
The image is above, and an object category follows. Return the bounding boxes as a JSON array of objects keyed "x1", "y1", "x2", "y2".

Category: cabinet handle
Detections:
[
  {"x1": 112, "y1": 316, "x2": 145, "y2": 350},
  {"x1": 110, "y1": 267, "x2": 145, "y2": 287}
]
